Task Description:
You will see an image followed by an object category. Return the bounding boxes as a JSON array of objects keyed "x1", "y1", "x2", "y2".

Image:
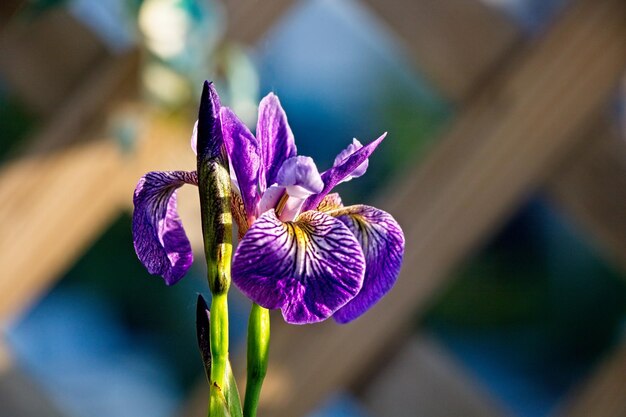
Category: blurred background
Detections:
[{"x1": 1, "y1": 0, "x2": 625, "y2": 416}]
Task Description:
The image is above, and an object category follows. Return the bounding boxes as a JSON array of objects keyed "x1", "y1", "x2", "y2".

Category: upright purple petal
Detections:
[
  {"x1": 329, "y1": 205, "x2": 405, "y2": 323},
  {"x1": 302, "y1": 133, "x2": 387, "y2": 211},
  {"x1": 221, "y1": 107, "x2": 261, "y2": 222},
  {"x1": 257, "y1": 93, "x2": 297, "y2": 192},
  {"x1": 132, "y1": 170, "x2": 198, "y2": 285},
  {"x1": 333, "y1": 139, "x2": 369, "y2": 182},
  {"x1": 232, "y1": 209, "x2": 365, "y2": 324}
]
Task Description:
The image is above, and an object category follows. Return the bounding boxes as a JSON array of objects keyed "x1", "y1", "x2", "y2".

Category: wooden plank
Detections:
[
  {"x1": 546, "y1": 120, "x2": 626, "y2": 271},
  {"x1": 0, "y1": 0, "x2": 22, "y2": 28},
  {"x1": 554, "y1": 341, "x2": 626, "y2": 417},
  {"x1": 0, "y1": 335, "x2": 63, "y2": 417},
  {"x1": 363, "y1": 0, "x2": 626, "y2": 272},
  {"x1": 0, "y1": 340, "x2": 67, "y2": 417},
  {"x1": 15, "y1": 51, "x2": 139, "y2": 157},
  {"x1": 0, "y1": 32, "x2": 137, "y2": 322},
  {"x1": 0, "y1": 339, "x2": 10, "y2": 374},
  {"x1": 0, "y1": 0, "x2": 252, "y2": 324},
  {"x1": 360, "y1": 0, "x2": 521, "y2": 102},
  {"x1": 0, "y1": 9, "x2": 108, "y2": 115},
  {"x1": 0, "y1": 140, "x2": 125, "y2": 323},
  {"x1": 0, "y1": 370, "x2": 68, "y2": 417},
  {"x1": 0, "y1": 115, "x2": 193, "y2": 324},
  {"x1": 362, "y1": 335, "x2": 510, "y2": 417},
  {"x1": 249, "y1": 1, "x2": 626, "y2": 415},
  {"x1": 361, "y1": 0, "x2": 626, "y2": 272}
]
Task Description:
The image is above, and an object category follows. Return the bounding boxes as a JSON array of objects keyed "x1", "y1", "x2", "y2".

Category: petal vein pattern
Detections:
[
  {"x1": 329, "y1": 205, "x2": 405, "y2": 323},
  {"x1": 132, "y1": 170, "x2": 198, "y2": 285},
  {"x1": 257, "y1": 93, "x2": 297, "y2": 191},
  {"x1": 231, "y1": 210, "x2": 365, "y2": 324},
  {"x1": 221, "y1": 107, "x2": 261, "y2": 221}
]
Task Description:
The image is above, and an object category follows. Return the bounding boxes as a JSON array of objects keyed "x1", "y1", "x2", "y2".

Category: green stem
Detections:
[
  {"x1": 243, "y1": 303, "x2": 270, "y2": 417},
  {"x1": 210, "y1": 293, "x2": 229, "y2": 402}
]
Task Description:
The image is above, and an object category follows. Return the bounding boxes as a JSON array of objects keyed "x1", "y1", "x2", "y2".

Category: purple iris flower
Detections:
[{"x1": 132, "y1": 82, "x2": 404, "y2": 324}]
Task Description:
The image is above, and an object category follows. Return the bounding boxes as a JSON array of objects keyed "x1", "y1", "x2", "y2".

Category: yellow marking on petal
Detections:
[
  {"x1": 326, "y1": 206, "x2": 371, "y2": 250},
  {"x1": 283, "y1": 220, "x2": 311, "y2": 278},
  {"x1": 292, "y1": 225, "x2": 308, "y2": 277},
  {"x1": 316, "y1": 193, "x2": 343, "y2": 212}
]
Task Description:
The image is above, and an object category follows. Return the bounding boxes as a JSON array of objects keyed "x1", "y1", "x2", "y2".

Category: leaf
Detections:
[
  {"x1": 225, "y1": 361, "x2": 243, "y2": 417},
  {"x1": 196, "y1": 294, "x2": 212, "y2": 380}
]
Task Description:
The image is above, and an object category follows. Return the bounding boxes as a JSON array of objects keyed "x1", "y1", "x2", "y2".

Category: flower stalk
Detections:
[
  {"x1": 209, "y1": 292, "x2": 230, "y2": 392},
  {"x1": 196, "y1": 82, "x2": 235, "y2": 416},
  {"x1": 243, "y1": 303, "x2": 270, "y2": 417}
]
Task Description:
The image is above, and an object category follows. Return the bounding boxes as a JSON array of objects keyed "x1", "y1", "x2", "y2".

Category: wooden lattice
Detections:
[{"x1": 0, "y1": 0, "x2": 625, "y2": 416}]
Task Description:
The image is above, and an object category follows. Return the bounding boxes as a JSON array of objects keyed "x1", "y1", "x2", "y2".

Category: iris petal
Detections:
[
  {"x1": 333, "y1": 139, "x2": 369, "y2": 182},
  {"x1": 257, "y1": 93, "x2": 297, "y2": 192},
  {"x1": 302, "y1": 133, "x2": 386, "y2": 211},
  {"x1": 221, "y1": 107, "x2": 261, "y2": 222},
  {"x1": 132, "y1": 170, "x2": 198, "y2": 285},
  {"x1": 231, "y1": 209, "x2": 365, "y2": 324},
  {"x1": 327, "y1": 205, "x2": 404, "y2": 323}
]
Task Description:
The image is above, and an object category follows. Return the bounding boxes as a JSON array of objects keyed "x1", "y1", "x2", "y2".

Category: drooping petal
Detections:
[
  {"x1": 257, "y1": 93, "x2": 297, "y2": 192},
  {"x1": 132, "y1": 170, "x2": 198, "y2": 285},
  {"x1": 302, "y1": 132, "x2": 387, "y2": 211},
  {"x1": 327, "y1": 205, "x2": 405, "y2": 323},
  {"x1": 333, "y1": 138, "x2": 368, "y2": 182},
  {"x1": 231, "y1": 209, "x2": 365, "y2": 324},
  {"x1": 221, "y1": 106, "x2": 261, "y2": 222},
  {"x1": 276, "y1": 156, "x2": 324, "y2": 199}
]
